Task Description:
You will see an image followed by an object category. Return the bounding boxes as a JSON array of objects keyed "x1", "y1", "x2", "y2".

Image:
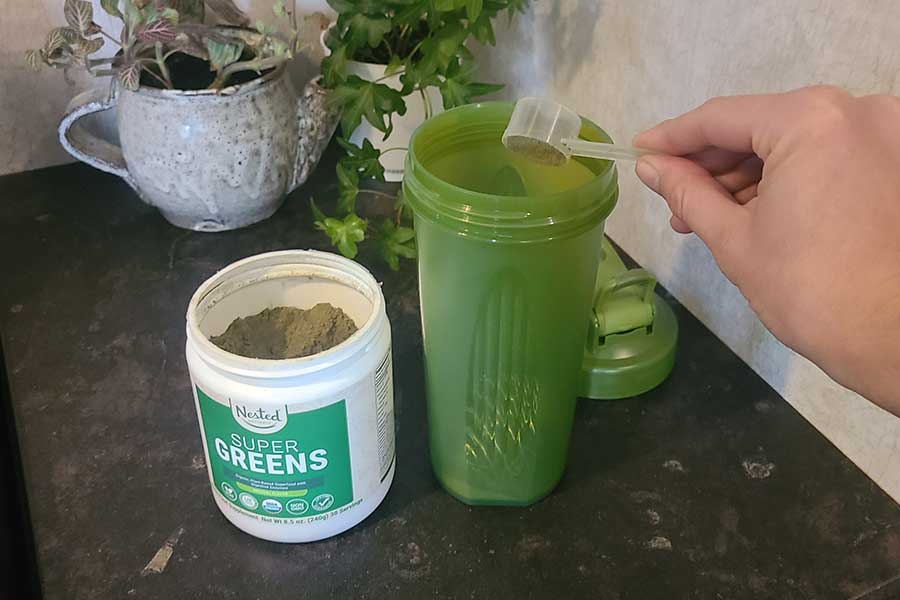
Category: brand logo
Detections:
[{"x1": 230, "y1": 400, "x2": 289, "y2": 434}]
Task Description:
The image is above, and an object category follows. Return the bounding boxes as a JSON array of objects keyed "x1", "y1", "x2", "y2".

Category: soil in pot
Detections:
[
  {"x1": 210, "y1": 303, "x2": 358, "y2": 359},
  {"x1": 140, "y1": 51, "x2": 275, "y2": 90}
]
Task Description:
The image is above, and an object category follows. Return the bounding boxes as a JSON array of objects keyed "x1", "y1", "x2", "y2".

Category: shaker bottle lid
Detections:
[{"x1": 579, "y1": 238, "x2": 678, "y2": 400}]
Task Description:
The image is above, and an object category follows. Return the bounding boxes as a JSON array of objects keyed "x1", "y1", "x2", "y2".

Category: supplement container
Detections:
[{"x1": 185, "y1": 250, "x2": 395, "y2": 542}]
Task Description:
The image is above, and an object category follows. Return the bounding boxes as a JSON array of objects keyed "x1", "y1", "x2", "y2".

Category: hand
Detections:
[{"x1": 633, "y1": 86, "x2": 900, "y2": 416}]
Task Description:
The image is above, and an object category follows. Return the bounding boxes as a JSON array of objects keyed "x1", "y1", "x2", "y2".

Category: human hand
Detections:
[{"x1": 633, "y1": 86, "x2": 900, "y2": 415}]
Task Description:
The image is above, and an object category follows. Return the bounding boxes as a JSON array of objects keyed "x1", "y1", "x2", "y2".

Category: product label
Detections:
[
  {"x1": 196, "y1": 387, "x2": 353, "y2": 519},
  {"x1": 374, "y1": 352, "x2": 395, "y2": 481}
]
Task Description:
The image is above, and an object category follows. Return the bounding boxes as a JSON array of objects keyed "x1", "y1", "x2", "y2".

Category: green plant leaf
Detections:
[
  {"x1": 119, "y1": 62, "x2": 141, "y2": 90},
  {"x1": 393, "y1": 0, "x2": 428, "y2": 27},
  {"x1": 347, "y1": 14, "x2": 392, "y2": 48},
  {"x1": 255, "y1": 20, "x2": 278, "y2": 36},
  {"x1": 438, "y1": 57, "x2": 503, "y2": 107},
  {"x1": 73, "y1": 36, "x2": 104, "y2": 58},
  {"x1": 384, "y1": 54, "x2": 405, "y2": 76},
  {"x1": 206, "y1": 39, "x2": 244, "y2": 71},
  {"x1": 321, "y1": 43, "x2": 348, "y2": 87},
  {"x1": 312, "y1": 204, "x2": 368, "y2": 259},
  {"x1": 171, "y1": 0, "x2": 204, "y2": 22},
  {"x1": 326, "y1": 0, "x2": 357, "y2": 12},
  {"x1": 160, "y1": 8, "x2": 180, "y2": 24},
  {"x1": 336, "y1": 162, "x2": 360, "y2": 214},
  {"x1": 337, "y1": 137, "x2": 385, "y2": 181},
  {"x1": 272, "y1": 0, "x2": 287, "y2": 17},
  {"x1": 374, "y1": 219, "x2": 416, "y2": 271},
  {"x1": 122, "y1": 0, "x2": 144, "y2": 39},
  {"x1": 309, "y1": 197, "x2": 327, "y2": 222},
  {"x1": 416, "y1": 24, "x2": 467, "y2": 77},
  {"x1": 64, "y1": 0, "x2": 94, "y2": 34},
  {"x1": 466, "y1": 0, "x2": 483, "y2": 21},
  {"x1": 399, "y1": 61, "x2": 441, "y2": 95},
  {"x1": 45, "y1": 27, "x2": 75, "y2": 55},
  {"x1": 137, "y1": 19, "x2": 177, "y2": 42},
  {"x1": 100, "y1": 0, "x2": 122, "y2": 19},
  {"x1": 469, "y1": 10, "x2": 495, "y2": 44},
  {"x1": 434, "y1": 0, "x2": 467, "y2": 11},
  {"x1": 330, "y1": 75, "x2": 407, "y2": 138},
  {"x1": 25, "y1": 49, "x2": 43, "y2": 71}
]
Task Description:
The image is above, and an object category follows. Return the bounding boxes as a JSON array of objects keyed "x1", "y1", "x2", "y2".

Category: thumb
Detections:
[{"x1": 635, "y1": 155, "x2": 750, "y2": 274}]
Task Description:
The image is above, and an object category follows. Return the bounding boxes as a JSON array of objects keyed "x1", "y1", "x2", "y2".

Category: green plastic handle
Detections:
[
  {"x1": 591, "y1": 268, "x2": 657, "y2": 340},
  {"x1": 581, "y1": 238, "x2": 678, "y2": 400},
  {"x1": 595, "y1": 268, "x2": 656, "y2": 310}
]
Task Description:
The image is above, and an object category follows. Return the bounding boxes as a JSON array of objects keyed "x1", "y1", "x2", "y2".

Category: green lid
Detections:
[{"x1": 579, "y1": 238, "x2": 678, "y2": 400}]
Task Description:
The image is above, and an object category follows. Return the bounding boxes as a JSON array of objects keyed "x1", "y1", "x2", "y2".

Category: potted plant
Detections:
[
  {"x1": 310, "y1": 0, "x2": 527, "y2": 269},
  {"x1": 27, "y1": 0, "x2": 337, "y2": 232}
]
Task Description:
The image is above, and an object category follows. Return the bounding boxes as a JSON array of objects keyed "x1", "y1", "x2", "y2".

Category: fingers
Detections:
[
  {"x1": 685, "y1": 147, "x2": 753, "y2": 174},
  {"x1": 734, "y1": 183, "x2": 759, "y2": 204},
  {"x1": 635, "y1": 155, "x2": 750, "y2": 275},
  {"x1": 633, "y1": 94, "x2": 780, "y2": 158},
  {"x1": 713, "y1": 156, "x2": 763, "y2": 197},
  {"x1": 670, "y1": 214, "x2": 693, "y2": 233}
]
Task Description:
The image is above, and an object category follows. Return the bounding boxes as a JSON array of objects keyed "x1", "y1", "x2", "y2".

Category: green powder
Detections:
[
  {"x1": 503, "y1": 134, "x2": 568, "y2": 167},
  {"x1": 210, "y1": 303, "x2": 358, "y2": 359}
]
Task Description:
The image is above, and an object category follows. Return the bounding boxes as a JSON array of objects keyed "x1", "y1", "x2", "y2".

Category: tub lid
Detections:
[{"x1": 579, "y1": 238, "x2": 678, "y2": 400}]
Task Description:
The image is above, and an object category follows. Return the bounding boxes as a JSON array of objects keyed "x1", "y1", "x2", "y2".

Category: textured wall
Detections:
[
  {"x1": 1, "y1": 2, "x2": 96, "y2": 175},
  {"x1": 474, "y1": 0, "x2": 900, "y2": 501}
]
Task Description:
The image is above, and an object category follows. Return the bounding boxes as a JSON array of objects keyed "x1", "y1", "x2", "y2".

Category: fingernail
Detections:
[{"x1": 635, "y1": 158, "x2": 660, "y2": 192}]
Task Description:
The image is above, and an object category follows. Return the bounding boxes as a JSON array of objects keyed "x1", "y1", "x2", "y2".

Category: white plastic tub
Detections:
[{"x1": 185, "y1": 250, "x2": 395, "y2": 542}]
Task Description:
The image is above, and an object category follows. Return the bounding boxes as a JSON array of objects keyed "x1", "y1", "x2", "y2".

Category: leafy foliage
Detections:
[
  {"x1": 64, "y1": 0, "x2": 94, "y2": 36},
  {"x1": 316, "y1": 0, "x2": 527, "y2": 267},
  {"x1": 336, "y1": 137, "x2": 385, "y2": 181},
  {"x1": 28, "y1": 0, "x2": 325, "y2": 91},
  {"x1": 373, "y1": 219, "x2": 416, "y2": 270},
  {"x1": 329, "y1": 75, "x2": 406, "y2": 138},
  {"x1": 206, "y1": 39, "x2": 244, "y2": 71},
  {"x1": 311, "y1": 199, "x2": 368, "y2": 259}
]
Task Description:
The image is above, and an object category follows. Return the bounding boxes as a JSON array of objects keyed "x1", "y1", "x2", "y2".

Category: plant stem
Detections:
[
  {"x1": 210, "y1": 55, "x2": 285, "y2": 89},
  {"x1": 98, "y1": 29, "x2": 122, "y2": 47},
  {"x1": 379, "y1": 147, "x2": 408, "y2": 155},
  {"x1": 407, "y1": 38, "x2": 426, "y2": 60},
  {"x1": 138, "y1": 64, "x2": 170, "y2": 88},
  {"x1": 373, "y1": 69, "x2": 405, "y2": 83},
  {"x1": 420, "y1": 88, "x2": 433, "y2": 119},
  {"x1": 155, "y1": 42, "x2": 173, "y2": 89},
  {"x1": 358, "y1": 189, "x2": 398, "y2": 201}
]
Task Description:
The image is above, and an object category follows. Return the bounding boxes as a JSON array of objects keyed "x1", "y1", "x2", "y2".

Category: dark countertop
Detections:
[{"x1": 1, "y1": 158, "x2": 899, "y2": 600}]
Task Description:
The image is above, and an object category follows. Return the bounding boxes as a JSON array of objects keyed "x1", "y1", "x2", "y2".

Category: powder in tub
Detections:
[{"x1": 210, "y1": 303, "x2": 357, "y2": 359}]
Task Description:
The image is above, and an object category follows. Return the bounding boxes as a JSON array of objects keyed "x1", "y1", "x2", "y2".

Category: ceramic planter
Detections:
[{"x1": 59, "y1": 30, "x2": 338, "y2": 232}]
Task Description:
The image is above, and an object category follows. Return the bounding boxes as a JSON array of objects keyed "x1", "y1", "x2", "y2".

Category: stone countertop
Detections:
[{"x1": 1, "y1": 159, "x2": 898, "y2": 600}]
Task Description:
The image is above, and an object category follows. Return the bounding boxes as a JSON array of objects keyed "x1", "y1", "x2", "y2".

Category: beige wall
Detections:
[
  {"x1": 475, "y1": 0, "x2": 900, "y2": 501},
  {"x1": 1, "y1": 2, "x2": 95, "y2": 174}
]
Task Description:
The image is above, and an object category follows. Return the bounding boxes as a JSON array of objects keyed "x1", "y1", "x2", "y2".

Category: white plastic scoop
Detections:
[{"x1": 502, "y1": 97, "x2": 651, "y2": 166}]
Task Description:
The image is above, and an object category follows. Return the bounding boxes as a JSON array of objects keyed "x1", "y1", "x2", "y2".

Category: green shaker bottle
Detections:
[{"x1": 403, "y1": 102, "x2": 618, "y2": 505}]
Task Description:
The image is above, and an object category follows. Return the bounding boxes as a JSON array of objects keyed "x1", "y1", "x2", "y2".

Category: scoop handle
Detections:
[{"x1": 562, "y1": 138, "x2": 653, "y2": 162}]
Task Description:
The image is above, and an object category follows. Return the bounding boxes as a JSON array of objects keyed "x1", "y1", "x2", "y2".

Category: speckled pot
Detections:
[{"x1": 59, "y1": 32, "x2": 337, "y2": 232}]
